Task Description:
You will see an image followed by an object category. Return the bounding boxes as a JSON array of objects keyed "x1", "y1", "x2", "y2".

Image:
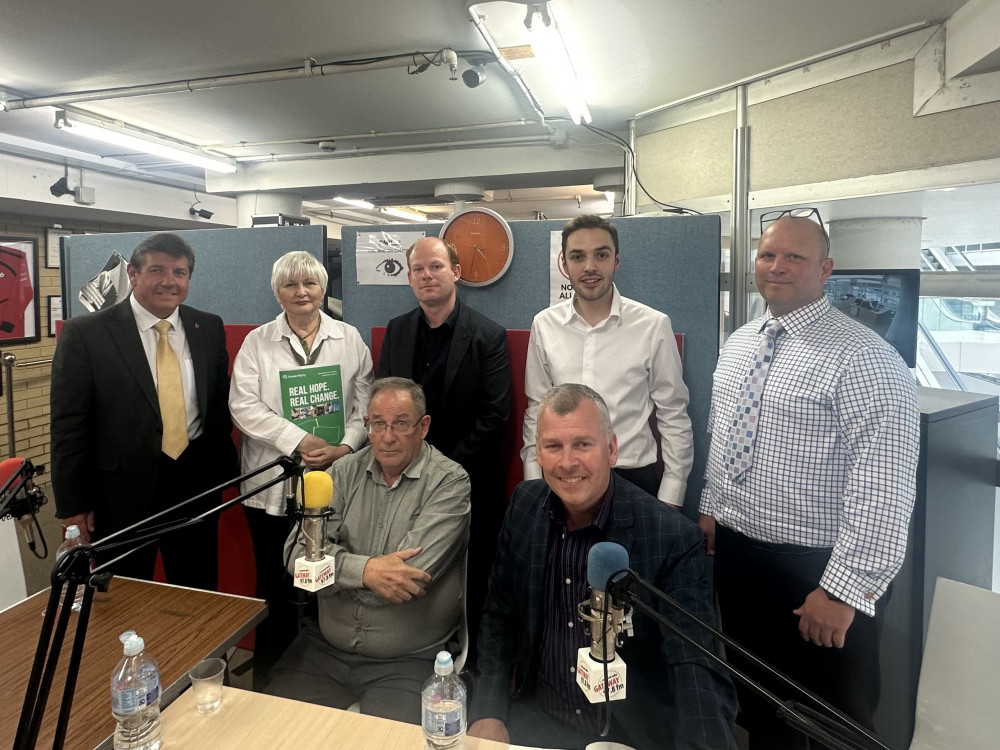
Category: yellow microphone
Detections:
[
  {"x1": 302, "y1": 470, "x2": 334, "y2": 510},
  {"x1": 294, "y1": 470, "x2": 336, "y2": 592}
]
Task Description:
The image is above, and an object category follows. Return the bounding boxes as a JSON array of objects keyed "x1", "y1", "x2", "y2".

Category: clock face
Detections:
[{"x1": 440, "y1": 207, "x2": 514, "y2": 286}]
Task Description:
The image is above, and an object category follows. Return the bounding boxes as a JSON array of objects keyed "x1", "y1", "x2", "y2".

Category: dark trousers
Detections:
[
  {"x1": 714, "y1": 524, "x2": 887, "y2": 750},
  {"x1": 465, "y1": 467, "x2": 506, "y2": 673},
  {"x1": 614, "y1": 464, "x2": 659, "y2": 497},
  {"x1": 243, "y1": 505, "x2": 299, "y2": 687},
  {"x1": 506, "y1": 698, "x2": 634, "y2": 750},
  {"x1": 95, "y1": 435, "x2": 221, "y2": 591},
  {"x1": 266, "y1": 618, "x2": 436, "y2": 724}
]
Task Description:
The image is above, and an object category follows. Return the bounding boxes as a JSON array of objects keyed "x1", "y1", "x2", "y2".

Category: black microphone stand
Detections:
[
  {"x1": 605, "y1": 569, "x2": 892, "y2": 750},
  {"x1": 15, "y1": 455, "x2": 301, "y2": 750},
  {"x1": 0, "y1": 459, "x2": 46, "y2": 519}
]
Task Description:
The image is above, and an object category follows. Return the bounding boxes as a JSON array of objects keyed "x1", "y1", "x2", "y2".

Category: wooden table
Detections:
[
  {"x1": 0, "y1": 577, "x2": 265, "y2": 750},
  {"x1": 160, "y1": 686, "x2": 511, "y2": 750}
]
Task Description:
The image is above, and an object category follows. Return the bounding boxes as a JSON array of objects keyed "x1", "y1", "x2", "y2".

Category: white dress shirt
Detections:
[
  {"x1": 229, "y1": 311, "x2": 374, "y2": 514},
  {"x1": 521, "y1": 285, "x2": 694, "y2": 507},
  {"x1": 699, "y1": 297, "x2": 920, "y2": 615},
  {"x1": 130, "y1": 295, "x2": 202, "y2": 440}
]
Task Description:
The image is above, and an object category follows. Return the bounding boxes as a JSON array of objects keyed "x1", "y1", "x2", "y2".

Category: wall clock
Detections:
[{"x1": 440, "y1": 206, "x2": 514, "y2": 286}]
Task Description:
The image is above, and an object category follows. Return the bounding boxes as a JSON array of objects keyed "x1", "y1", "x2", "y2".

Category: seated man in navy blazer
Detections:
[{"x1": 468, "y1": 383, "x2": 737, "y2": 750}]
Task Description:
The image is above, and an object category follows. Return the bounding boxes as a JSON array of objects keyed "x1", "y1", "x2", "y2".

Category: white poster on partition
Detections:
[
  {"x1": 355, "y1": 231, "x2": 425, "y2": 285},
  {"x1": 548, "y1": 230, "x2": 575, "y2": 307}
]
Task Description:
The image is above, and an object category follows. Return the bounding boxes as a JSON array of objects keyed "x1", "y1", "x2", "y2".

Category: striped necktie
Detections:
[
  {"x1": 154, "y1": 319, "x2": 188, "y2": 460},
  {"x1": 725, "y1": 318, "x2": 783, "y2": 482}
]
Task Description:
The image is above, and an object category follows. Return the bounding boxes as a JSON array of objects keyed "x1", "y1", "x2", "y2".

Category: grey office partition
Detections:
[
  {"x1": 342, "y1": 215, "x2": 722, "y2": 509},
  {"x1": 61, "y1": 226, "x2": 326, "y2": 323}
]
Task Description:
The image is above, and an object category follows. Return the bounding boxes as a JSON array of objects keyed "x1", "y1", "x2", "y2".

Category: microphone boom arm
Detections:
[
  {"x1": 16, "y1": 454, "x2": 301, "y2": 750},
  {"x1": 609, "y1": 569, "x2": 891, "y2": 750}
]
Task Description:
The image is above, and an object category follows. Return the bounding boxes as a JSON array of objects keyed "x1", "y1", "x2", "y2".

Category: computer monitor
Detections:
[{"x1": 824, "y1": 269, "x2": 919, "y2": 367}]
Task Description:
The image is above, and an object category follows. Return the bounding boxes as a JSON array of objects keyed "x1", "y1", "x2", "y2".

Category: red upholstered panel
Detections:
[
  {"x1": 371, "y1": 326, "x2": 530, "y2": 504},
  {"x1": 218, "y1": 325, "x2": 259, "y2": 647},
  {"x1": 218, "y1": 325, "x2": 259, "y2": 596}
]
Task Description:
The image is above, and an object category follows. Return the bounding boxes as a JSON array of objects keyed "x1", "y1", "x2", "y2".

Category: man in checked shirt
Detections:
[{"x1": 699, "y1": 211, "x2": 920, "y2": 749}]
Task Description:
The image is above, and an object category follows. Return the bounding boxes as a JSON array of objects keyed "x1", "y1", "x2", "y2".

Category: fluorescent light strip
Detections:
[
  {"x1": 529, "y1": 7, "x2": 592, "y2": 124},
  {"x1": 380, "y1": 207, "x2": 427, "y2": 222},
  {"x1": 334, "y1": 196, "x2": 376, "y2": 210},
  {"x1": 59, "y1": 117, "x2": 237, "y2": 173}
]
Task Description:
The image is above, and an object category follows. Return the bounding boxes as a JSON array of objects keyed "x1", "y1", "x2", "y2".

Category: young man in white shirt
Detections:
[{"x1": 521, "y1": 215, "x2": 693, "y2": 508}]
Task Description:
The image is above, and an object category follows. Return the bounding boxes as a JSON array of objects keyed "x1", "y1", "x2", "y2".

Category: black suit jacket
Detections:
[
  {"x1": 471, "y1": 475, "x2": 738, "y2": 750},
  {"x1": 377, "y1": 298, "x2": 511, "y2": 484},
  {"x1": 51, "y1": 299, "x2": 237, "y2": 531}
]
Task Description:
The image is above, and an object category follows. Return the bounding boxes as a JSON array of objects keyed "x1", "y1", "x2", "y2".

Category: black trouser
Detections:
[
  {"x1": 505, "y1": 697, "x2": 634, "y2": 750},
  {"x1": 96, "y1": 435, "x2": 221, "y2": 591},
  {"x1": 714, "y1": 524, "x2": 888, "y2": 750},
  {"x1": 243, "y1": 505, "x2": 300, "y2": 687},
  {"x1": 613, "y1": 464, "x2": 659, "y2": 497}
]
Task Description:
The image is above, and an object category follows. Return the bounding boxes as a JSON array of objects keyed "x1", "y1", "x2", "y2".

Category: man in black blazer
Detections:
[
  {"x1": 51, "y1": 232, "x2": 237, "y2": 590},
  {"x1": 469, "y1": 384, "x2": 737, "y2": 750},
  {"x1": 377, "y1": 236, "x2": 511, "y2": 665}
]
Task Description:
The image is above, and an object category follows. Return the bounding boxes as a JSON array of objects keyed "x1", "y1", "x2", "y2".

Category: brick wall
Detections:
[{"x1": 0, "y1": 212, "x2": 155, "y2": 497}]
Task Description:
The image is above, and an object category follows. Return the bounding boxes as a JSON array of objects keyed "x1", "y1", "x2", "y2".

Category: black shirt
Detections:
[{"x1": 413, "y1": 300, "x2": 460, "y2": 444}]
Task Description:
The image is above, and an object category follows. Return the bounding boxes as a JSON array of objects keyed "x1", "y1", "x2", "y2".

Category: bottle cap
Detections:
[
  {"x1": 434, "y1": 650, "x2": 454, "y2": 676},
  {"x1": 120, "y1": 630, "x2": 144, "y2": 656},
  {"x1": 64, "y1": 525, "x2": 80, "y2": 540}
]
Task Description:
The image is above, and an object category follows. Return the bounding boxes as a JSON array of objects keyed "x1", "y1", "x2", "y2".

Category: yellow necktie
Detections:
[{"x1": 154, "y1": 319, "x2": 189, "y2": 459}]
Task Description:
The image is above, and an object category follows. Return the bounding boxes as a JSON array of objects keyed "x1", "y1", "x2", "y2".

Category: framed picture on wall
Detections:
[
  {"x1": 48, "y1": 296, "x2": 63, "y2": 337},
  {"x1": 45, "y1": 227, "x2": 71, "y2": 269},
  {"x1": 0, "y1": 236, "x2": 41, "y2": 345}
]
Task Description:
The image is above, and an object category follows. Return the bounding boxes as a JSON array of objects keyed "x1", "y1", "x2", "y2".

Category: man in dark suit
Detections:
[
  {"x1": 51, "y1": 232, "x2": 237, "y2": 590},
  {"x1": 469, "y1": 384, "x2": 737, "y2": 750},
  {"x1": 377, "y1": 236, "x2": 511, "y2": 666}
]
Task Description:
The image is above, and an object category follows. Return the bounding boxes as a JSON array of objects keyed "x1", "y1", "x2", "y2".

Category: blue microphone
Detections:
[
  {"x1": 587, "y1": 542, "x2": 629, "y2": 598},
  {"x1": 576, "y1": 542, "x2": 632, "y2": 703}
]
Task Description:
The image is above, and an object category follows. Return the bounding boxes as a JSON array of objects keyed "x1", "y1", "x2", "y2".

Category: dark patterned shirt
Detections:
[{"x1": 536, "y1": 480, "x2": 614, "y2": 733}]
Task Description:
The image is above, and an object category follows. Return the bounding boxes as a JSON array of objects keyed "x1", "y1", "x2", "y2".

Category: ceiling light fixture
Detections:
[
  {"x1": 54, "y1": 110, "x2": 237, "y2": 174},
  {"x1": 525, "y1": 3, "x2": 593, "y2": 124},
  {"x1": 334, "y1": 196, "x2": 376, "y2": 210},
  {"x1": 380, "y1": 206, "x2": 427, "y2": 222}
]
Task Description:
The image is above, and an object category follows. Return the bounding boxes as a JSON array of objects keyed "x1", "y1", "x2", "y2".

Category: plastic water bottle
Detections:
[
  {"x1": 55, "y1": 525, "x2": 86, "y2": 612},
  {"x1": 111, "y1": 631, "x2": 163, "y2": 750},
  {"x1": 421, "y1": 651, "x2": 466, "y2": 750}
]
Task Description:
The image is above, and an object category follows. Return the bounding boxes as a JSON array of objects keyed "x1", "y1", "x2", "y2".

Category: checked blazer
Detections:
[{"x1": 471, "y1": 474, "x2": 738, "y2": 750}]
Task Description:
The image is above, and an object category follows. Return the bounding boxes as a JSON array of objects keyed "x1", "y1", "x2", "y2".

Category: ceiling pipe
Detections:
[
  {"x1": 206, "y1": 119, "x2": 543, "y2": 150},
  {"x1": 234, "y1": 133, "x2": 559, "y2": 163},
  {"x1": 467, "y1": 2, "x2": 548, "y2": 126},
  {"x1": 2, "y1": 51, "x2": 460, "y2": 111}
]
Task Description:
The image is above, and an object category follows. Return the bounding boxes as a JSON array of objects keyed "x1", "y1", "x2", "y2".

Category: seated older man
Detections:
[
  {"x1": 469, "y1": 383, "x2": 737, "y2": 750},
  {"x1": 267, "y1": 377, "x2": 471, "y2": 723}
]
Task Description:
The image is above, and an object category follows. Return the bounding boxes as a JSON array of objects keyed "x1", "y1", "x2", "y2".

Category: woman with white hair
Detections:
[{"x1": 229, "y1": 250, "x2": 373, "y2": 686}]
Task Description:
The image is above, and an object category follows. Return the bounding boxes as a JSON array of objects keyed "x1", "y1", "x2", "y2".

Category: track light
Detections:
[
  {"x1": 189, "y1": 205, "x2": 214, "y2": 219},
  {"x1": 462, "y1": 65, "x2": 486, "y2": 88},
  {"x1": 50, "y1": 177, "x2": 74, "y2": 198}
]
